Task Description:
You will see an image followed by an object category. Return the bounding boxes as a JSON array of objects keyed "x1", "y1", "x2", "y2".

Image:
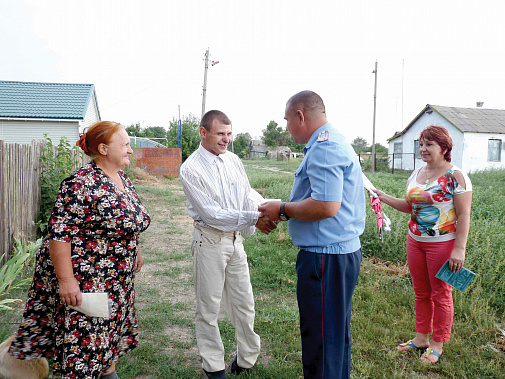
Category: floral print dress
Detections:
[
  {"x1": 9, "y1": 161, "x2": 150, "y2": 379},
  {"x1": 406, "y1": 166, "x2": 472, "y2": 242}
]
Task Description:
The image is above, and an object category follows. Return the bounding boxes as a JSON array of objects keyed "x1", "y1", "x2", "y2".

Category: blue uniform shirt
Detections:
[{"x1": 288, "y1": 123, "x2": 366, "y2": 254}]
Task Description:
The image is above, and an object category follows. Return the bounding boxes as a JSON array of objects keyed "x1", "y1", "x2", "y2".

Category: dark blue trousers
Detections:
[{"x1": 296, "y1": 248, "x2": 362, "y2": 379}]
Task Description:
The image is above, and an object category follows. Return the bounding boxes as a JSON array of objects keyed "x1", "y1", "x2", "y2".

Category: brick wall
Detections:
[{"x1": 133, "y1": 148, "x2": 182, "y2": 177}]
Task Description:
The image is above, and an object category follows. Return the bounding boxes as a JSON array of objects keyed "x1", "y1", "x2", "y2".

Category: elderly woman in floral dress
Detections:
[{"x1": 9, "y1": 121, "x2": 150, "y2": 379}]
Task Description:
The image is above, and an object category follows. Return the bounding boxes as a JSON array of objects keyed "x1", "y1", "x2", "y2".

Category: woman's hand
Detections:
[
  {"x1": 373, "y1": 189, "x2": 412, "y2": 214},
  {"x1": 135, "y1": 249, "x2": 143, "y2": 273},
  {"x1": 58, "y1": 277, "x2": 82, "y2": 306},
  {"x1": 50, "y1": 240, "x2": 82, "y2": 306},
  {"x1": 374, "y1": 189, "x2": 385, "y2": 200},
  {"x1": 449, "y1": 246, "x2": 466, "y2": 272}
]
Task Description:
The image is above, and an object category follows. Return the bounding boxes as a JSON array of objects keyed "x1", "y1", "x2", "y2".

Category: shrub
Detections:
[{"x1": 37, "y1": 136, "x2": 84, "y2": 234}]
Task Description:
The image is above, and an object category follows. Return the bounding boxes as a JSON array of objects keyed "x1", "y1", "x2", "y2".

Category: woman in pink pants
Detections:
[{"x1": 375, "y1": 125, "x2": 472, "y2": 364}]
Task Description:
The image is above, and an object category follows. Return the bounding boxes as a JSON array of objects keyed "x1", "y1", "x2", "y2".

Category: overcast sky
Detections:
[{"x1": 1, "y1": 0, "x2": 505, "y2": 145}]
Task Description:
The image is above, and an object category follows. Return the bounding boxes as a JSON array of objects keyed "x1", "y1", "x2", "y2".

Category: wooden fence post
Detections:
[
  {"x1": 0, "y1": 140, "x2": 46, "y2": 266},
  {"x1": 0, "y1": 140, "x2": 7, "y2": 265}
]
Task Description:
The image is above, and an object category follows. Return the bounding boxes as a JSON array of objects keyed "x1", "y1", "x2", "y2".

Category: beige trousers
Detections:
[{"x1": 191, "y1": 224, "x2": 260, "y2": 372}]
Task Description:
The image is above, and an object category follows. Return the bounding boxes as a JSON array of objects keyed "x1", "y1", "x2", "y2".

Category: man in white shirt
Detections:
[{"x1": 180, "y1": 110, "x2": 277, "y2": 379}]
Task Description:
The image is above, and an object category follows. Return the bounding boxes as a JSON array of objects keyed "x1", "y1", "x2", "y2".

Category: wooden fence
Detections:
[{"x1": 0, "y1": 140, "x2": 86, "y2": 266}]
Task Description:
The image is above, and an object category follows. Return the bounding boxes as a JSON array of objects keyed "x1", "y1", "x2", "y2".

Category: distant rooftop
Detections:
[
  {"x1": 129, "y1": 136, "x2": 166, "y2": 148},
  {"x1": 389, "y1": 104, "x2": 505, "y2": 140},
  {"x1": 0, "y1": 80, "x2": 97, "y2": 119},
  {"x1": 430, "y1": 105, "x2": 505, "y2": 133}
]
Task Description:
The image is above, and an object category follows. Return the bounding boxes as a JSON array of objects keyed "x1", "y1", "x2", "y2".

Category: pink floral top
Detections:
[{"x1": 406, "y1": 166, "x2": 472, "y2": 242}]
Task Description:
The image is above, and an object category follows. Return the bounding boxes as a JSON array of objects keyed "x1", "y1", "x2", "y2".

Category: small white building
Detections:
[
  {"x1": 388, "y1": 104, "x2": 505, "y2": 173},
  {"x1": 0, "y1": 80, "x2": 100, "y2": 144}
]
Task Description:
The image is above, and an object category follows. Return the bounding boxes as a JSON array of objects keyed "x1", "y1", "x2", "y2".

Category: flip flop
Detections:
[
  {"x1": 397, "y1": 339, "x2": 425, "y2": 352},
  {"x1": 421, "y1": 347, "x2": 442, "y2": 364}
]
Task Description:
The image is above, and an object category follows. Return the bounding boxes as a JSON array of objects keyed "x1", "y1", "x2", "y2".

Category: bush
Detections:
[
  {"x1": 37, "y1": 136, "x2": 84, "y2": 234},
  {"x1": 361, "y1": 156, "x2": 390, "y2": 172}
]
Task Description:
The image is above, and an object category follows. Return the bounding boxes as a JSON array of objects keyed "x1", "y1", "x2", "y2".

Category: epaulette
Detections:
[{"x1": 316, "y1": 130, "x2": 329, "y2": 142}]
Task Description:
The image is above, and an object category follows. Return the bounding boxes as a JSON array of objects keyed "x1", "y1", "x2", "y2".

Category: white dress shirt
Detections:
[{"x1": 180, "y1": 144, "x2": 262, "y2": 236}]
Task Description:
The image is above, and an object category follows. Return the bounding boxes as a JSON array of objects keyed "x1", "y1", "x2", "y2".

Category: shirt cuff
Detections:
[{"x1": 246, "y1": 210, "x2": 260, "y2": 226}]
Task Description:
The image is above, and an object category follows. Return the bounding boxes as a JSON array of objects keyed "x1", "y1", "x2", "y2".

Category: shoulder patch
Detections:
[{"x1": 317, "y1": 130, "x2": 329, "y2": 142}]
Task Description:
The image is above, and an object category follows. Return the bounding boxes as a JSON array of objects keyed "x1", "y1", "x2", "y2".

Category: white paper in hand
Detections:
[
  {"x1": 68, "y1": 292, "x2": 111, "y2": 318},
  {"x1": 248, "y1": 189, "x2": 265, "y2": 206},
  {"x1": 362, "y1": 172, "x2": 378, "y2": 197}
]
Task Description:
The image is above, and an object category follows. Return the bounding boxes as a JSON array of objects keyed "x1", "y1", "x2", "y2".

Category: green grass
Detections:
[
  {"x1": 242, "y1": 162, "x2": 505, "y2": 378},
  {"x1": 1, "y1": 161, "x2": 504, "y2": 378}
]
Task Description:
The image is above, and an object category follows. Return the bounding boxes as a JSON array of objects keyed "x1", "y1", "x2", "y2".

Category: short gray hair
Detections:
[{"x1": 287, "y1": 90, "x2": 326, "y2": 115}]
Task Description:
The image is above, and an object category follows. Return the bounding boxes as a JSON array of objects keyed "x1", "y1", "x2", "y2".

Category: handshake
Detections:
[{"x1": 255, "y1": 200, "x2": 282, "y2": 235}]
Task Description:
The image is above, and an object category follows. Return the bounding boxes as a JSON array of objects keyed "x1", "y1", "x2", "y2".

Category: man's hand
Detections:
[
  {"x1": 258, "y1": 201, "x2": 282, "y2": 222},
  {"x1": 256, "y1": 215, "x2": 278, "y2": 234}
]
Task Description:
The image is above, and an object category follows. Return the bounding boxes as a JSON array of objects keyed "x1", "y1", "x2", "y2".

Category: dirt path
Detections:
[
  {"x1": 251, "y1": 164, "x2": 293, "y2": 175},
  {"x1": 133, "y1": 178, "x2": 200, "y2": 375}
]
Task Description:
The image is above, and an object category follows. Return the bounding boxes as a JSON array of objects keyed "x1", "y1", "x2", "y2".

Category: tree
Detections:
[
  {"x1": 363, "y1": 143, "x2": 388, "y2": 154},
  {"x1": 231, "y1": 133, "x2": 252, "y2": 158},
  {"x1": 351, "y1": 136, "x2": 368, "y2": 154},
  {"x1": 125, "y1": 122, "x2": 142, "y2": 137},
  {"x1": 286, "y1": 136, "x2": 304, "y2": 153},
  {"x1": 166, "y1": 113, "x2": 201, "y2": 161},
  {"x1": 262, "y1": 120, "x2": 290, "y2": 148},
  {"x1": 143, "y1": 126, "x2": 167, "y2": 139}
]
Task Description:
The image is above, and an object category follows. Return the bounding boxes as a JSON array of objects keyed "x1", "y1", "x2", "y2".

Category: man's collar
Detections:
[{"x1": 198, "y1": 143, "x2": 226, "y2": 164}]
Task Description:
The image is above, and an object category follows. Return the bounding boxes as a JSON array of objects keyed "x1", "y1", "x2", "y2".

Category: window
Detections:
[
  {"x1": 414, "y1": 140, "x2": 421, "y2": 159},
  {"x1": 488, "y1": 139, "x2": 502, "y2": 162},
  {"x1": 394, "y1": 142, "x2": 402, "y2": 154}
]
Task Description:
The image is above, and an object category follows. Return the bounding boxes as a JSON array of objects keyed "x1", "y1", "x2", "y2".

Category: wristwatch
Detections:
[{"x1": 279, "y1": 202, "x2": 290, "y2": 221}]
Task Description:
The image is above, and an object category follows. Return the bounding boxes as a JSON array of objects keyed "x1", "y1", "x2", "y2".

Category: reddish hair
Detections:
[
  {"x1": 419, "y1": 125, "x2": 453, "y2": 162},
  {"x1": 76, "y1": 121, "x2": 123, "y2": 157}
]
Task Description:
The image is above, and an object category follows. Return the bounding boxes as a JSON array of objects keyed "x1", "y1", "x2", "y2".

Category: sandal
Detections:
[
  {"x1": 397, "y1": 339, "x2": 426, "y2": 352},
  {"x1": 420, "y1": 347, "x2": 442, "y2": 364}
]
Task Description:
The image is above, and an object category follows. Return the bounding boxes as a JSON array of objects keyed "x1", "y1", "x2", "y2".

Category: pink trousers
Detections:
[{"x1": 406, "y1": 235, "x2": 455, "y2": 342}]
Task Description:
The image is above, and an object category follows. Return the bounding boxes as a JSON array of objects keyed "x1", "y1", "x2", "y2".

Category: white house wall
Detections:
[
  {"x1": 81, "y1": 92, "x2": 100, "y2": 132},
  {"x1": 0, "y1": 120, "x2": 79, "y2": 144},
  {"x1": 388, "y1": 111, "x2": 465, "y2": 171},
  {"x1": 462, "y1": 132, "x2": 505, "y2": 172}
]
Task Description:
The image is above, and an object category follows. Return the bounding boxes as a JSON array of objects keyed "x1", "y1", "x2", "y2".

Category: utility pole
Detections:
[
  {"x1": 372, "y1": 60, "x2": 378, "y2": 172},
  {"x1": 201, "y1": 48, "x2": 219, "y2": 119}
]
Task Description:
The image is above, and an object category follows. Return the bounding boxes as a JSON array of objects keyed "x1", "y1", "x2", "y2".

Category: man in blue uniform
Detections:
[{"x1": 259, "y1": 90, "x2": 366, "y2": 378}]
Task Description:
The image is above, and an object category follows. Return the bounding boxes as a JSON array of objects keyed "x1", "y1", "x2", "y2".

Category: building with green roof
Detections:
[{"x1": 0, "y1": 80, "x2": 100, "y2": 144}]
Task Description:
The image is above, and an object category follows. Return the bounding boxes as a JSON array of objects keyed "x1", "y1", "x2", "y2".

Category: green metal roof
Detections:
[{"x1": 0, "y1": 80, "x2": 96, "y2": 119}]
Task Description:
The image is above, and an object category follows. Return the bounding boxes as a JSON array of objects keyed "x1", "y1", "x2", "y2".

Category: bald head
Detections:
[
  {"x1": 286, "y1": 90, "x2": 326, "y2": 120},
  {"x1": 284, "y1": 90, "x2": 329, "y2": 144}
]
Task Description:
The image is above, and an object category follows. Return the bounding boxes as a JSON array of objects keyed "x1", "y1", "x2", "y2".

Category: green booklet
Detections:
[{"x1": 435, "y1": 260, "x2": 475, "y2": 292}]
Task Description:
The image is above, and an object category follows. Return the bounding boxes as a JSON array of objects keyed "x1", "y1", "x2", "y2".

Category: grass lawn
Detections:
[{"x1": 1, "y1": 160, "x2": 504, "y2": 378}]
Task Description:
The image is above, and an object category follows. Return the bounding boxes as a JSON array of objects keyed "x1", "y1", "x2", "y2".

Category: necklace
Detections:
[{"x1": 424, "y1": 162, "x2": 446, "y2": 184}]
